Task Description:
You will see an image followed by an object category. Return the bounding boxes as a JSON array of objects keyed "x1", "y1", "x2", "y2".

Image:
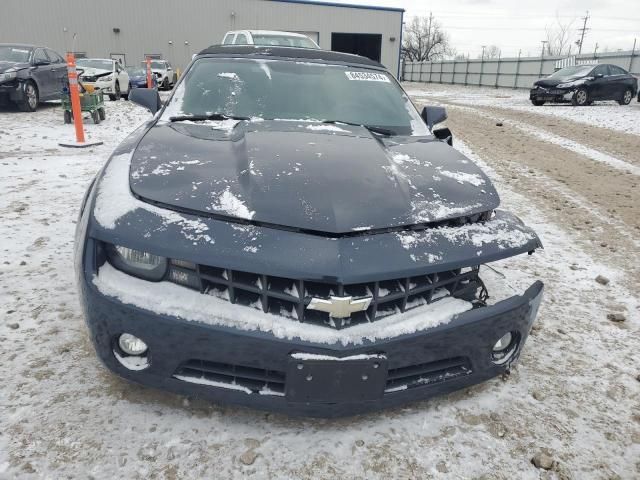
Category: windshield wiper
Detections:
[
  {"x1": 169, "y1": 113, "x2": 251, "y2": 122},
  {"x1": 321, "y1": 119, "x2": 396, "y2": 136}
]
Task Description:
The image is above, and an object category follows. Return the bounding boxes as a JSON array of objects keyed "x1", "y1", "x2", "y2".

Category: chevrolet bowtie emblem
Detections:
[{"x1": 306, "y1": 296, "x2": 372, "y2": 319}]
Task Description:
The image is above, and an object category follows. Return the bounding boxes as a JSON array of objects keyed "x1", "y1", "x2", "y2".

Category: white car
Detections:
[
  {"x1": 222, "y1": 30, "x2": 319, "y2": 49},
  {"x1": 140, "y1": 59, "x2": 176, "y2": 90},
  {"x1": 77, "y1": 58, "x2": 129, "y2": 101}
]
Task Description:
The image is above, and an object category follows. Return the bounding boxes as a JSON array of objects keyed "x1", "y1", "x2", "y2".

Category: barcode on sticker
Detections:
[{"x1": 345, "y1": 71, "x2": 390, "y2": 82}]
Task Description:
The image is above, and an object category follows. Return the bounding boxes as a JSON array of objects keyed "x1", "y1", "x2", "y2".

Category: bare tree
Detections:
[
  {"x1": 545, "y1": 14, "x2": 576, "y2": 56},
  {"x1": 402, "y1": 14, "x2": 454, "y2": 62}
]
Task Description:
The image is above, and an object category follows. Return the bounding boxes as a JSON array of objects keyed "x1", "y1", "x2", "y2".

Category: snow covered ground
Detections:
[
  {"x1": 404, "y1": 83, "x2": 640, "y2": 136},
  {"x1": 1, "y1": 95, "x2": 639, "y2": 479}
]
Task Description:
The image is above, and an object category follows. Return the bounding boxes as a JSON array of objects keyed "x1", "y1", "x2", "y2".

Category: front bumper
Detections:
[
  {"x1": 83, "y1": 81, "x2": 113, "y2": 94},
  {"x1": 529, "y1": 87, "x2": 574, "y2": 103},
  {"x1": 80, "y1": 246, "x2": 543, "y2": 417},
  {"x1": 0, "y1": 81, "x2": 26, "y2": 103}
]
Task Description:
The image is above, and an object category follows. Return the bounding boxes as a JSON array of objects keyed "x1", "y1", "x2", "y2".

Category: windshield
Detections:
[
  {"x1": 162, "y1": 58, "x2": 428, "y2": 136},
  {"x1": 550, "y1": 65, "x2": 594, "y2": 78},
  {"x1": 252, "y1": 35, "x2": 317, "y2": 48},
  {"x1": 0, "y1": 46, "x2": 32, "y2": 63},
  {"x1": 126, "y1": 67, "x2": 146, "y2": 76},
  {"x1": 77, "y1": 59, "x2": 113, "y2": 71}
]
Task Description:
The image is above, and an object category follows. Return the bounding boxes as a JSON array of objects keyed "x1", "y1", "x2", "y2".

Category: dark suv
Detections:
[
  {"x1": 0, "y1": 43, "x2": 67, "y2": 111},
  {"x1": 530, "y1": 63, "x2": 638, "y2": 106}
]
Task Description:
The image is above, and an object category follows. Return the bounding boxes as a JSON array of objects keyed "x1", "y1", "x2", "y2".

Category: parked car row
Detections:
[{"x1": 0, "y1": 42, "x2": 176, "y2": 111}]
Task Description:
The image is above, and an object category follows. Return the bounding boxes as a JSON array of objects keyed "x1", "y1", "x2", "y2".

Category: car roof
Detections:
[
  {"x1": 196, "y1": 45, "x2": 384, "y2": 69},
  {"x1": 226, "y1": 30, "x2": 310, "y2": 38}
]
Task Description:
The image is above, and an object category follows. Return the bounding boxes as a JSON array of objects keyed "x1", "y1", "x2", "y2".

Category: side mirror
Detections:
[
  {"x1": 433, "y1": 127, "x2": 453, "y2": 146},
  {"x1": 595, "y1": 73, "x2": 604, "y2": 78},
  {"x1": 421, "y1": 106, "x2": 448, "y2": 130},
  {"x1": 33, "y1": 60, "x2": 49, "y2": 66},
  {"x1": 129, "y1": 88, "x2": 162, "y2": 114}
]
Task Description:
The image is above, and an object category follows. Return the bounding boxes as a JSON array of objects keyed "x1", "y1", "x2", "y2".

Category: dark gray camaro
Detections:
[{"x1": 76, "y1": 46, "x2": 543, "y2": 417}]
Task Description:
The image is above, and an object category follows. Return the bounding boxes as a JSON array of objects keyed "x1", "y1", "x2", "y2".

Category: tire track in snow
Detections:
[{"x1": 446, "y1": 103, "x2": 640, "y2": 176}]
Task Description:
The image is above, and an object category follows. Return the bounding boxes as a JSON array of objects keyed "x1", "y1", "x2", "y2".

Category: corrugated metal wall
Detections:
[
  {"x1": 403, "y1": 50, "x2": 640, "y2": 89},
  {"x1": 0, "y1": 0, "x2": 402, "y2": 75}
]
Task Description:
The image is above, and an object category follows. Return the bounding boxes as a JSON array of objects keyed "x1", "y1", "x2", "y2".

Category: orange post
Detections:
[
  {"x1": 66, "y1": 53, "x2": 85, "y2": 143},
  {"x1": 146, "y1": 57, "x2": 153, "y2": 88}
]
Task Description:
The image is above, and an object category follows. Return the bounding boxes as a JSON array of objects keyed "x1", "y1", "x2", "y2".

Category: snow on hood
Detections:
[
  {"x1": 93, "y1": 262, "x2": 473, "y2": 346},
  {"x1": 93, "y1": 151, "x2": 214, "y2": 244},
  {"x1": 128, "y1": 121, "x2": 499, "y2": 233}
]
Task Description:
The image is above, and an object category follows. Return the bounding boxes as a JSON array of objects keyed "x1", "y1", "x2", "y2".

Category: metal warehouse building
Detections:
[{"x1": 1, "y1": 0, "x2": 404, "y2": 76}]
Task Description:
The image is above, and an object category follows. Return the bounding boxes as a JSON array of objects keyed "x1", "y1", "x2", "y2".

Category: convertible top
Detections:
[{"x1": 196, "y1": 45, "x2": 385, "y2": 69}]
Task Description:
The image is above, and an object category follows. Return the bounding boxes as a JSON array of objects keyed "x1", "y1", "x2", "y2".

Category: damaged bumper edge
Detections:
[{"x1": 80, "y1": 254, "x2": 543, "y2": 417}]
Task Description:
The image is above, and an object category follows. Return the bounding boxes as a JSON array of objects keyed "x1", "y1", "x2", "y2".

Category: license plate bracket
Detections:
[{"x1": 285, "y1": 355, "x2": 388, "y2": 403}]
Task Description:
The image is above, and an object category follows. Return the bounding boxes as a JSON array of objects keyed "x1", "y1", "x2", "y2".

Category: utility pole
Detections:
[
  {"x1": 540, "y1": 40, "x2": 548, "y2": 77},
  {"x1": 576, "y1": 11, "x2": 590, "y2": 55}
]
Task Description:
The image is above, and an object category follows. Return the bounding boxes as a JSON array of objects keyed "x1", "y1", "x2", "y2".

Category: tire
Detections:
[
  {"x1": 571, "y1": 88, "x2": 589, "y2": 106},
  {"x1": 109, "y1": 82, "x2": 121, "y2": 101},
  {"x1": 531, "y1": 99, "x2": 545, "y2": 106},
  {"x1": 91, "y1": 110, "x2": 101, "y2": 124},
  {"x1": 17, "y1": 81, "x2": 38, "y2": 112},
  {"x1": 98, "y1": 107, "x2": 106, "y2": 121},
  {"x1": 618, "y1": 89, "x2": 633, "y2": 105},
  {"x1": 162, "y1": 77, "x2": 169, "y2": 90},
  {"x1": 63, "y1": 110, "x2": 72, "y2": 124}
]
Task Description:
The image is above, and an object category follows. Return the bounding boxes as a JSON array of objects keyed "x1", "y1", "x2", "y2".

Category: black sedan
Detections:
[
  {"x1": 76, "y1": 45, "x2": 543, "y2": 417},
  {"x1": 530, "y1": 63, "x2": 638, "y2": 106},
  {"x1": 0, "y1": 43, "x2": 67, "y2": 111}
]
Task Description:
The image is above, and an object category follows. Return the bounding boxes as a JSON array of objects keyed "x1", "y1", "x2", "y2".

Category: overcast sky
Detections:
[{"x1": 310, "y1": 0, "x2": 639, "y2": 58}]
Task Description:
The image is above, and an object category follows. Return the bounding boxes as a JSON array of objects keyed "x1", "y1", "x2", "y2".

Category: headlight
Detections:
[
  {"x1": 99, "y1": 75, "x2": 113, "y2": 82},
  {"x1": 106, "y1": 244, "x2": 167, "y2": 280},
  {"x1": 556, "y1": 79, "x2": 586, "y2": 89},
  {"x1": 0, "y1": 71, "x2": 17, "y2": 83}
]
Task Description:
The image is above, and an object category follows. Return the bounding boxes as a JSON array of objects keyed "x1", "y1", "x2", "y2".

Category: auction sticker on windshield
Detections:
[{"x1": 345, "y1": 71, "x2": 390, "y2": 82}]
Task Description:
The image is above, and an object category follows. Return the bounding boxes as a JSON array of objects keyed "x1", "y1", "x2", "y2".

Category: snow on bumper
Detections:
[{"x1": 80, "y1": 248, "x2": 543, "y2": 416}]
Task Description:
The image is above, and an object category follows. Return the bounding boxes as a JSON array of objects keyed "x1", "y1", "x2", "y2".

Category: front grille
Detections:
[
  {"x1": 174, "y1": 359, "x2": 286, "y2": 396},
  {"x1": 385, "y1": 356, "x2": 472, "y2": 393},
  {"x1": 174, "y1": 357, "x2": 472, "y2": 397},
  {"x1": 167, "y1": 260, "x2": 484, "y2": 330}
]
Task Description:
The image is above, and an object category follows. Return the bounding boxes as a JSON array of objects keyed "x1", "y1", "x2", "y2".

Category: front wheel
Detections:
[
  {"x1": 17, "y1": 81, "x2": 39, "y2": 112},
  {"x1": 91, "y1": 109, "x2": 101, "y2": 124},
  {"x1": 109, "y1": 82, "x2": 121, "y2": 101},
  {"x1": 531, "y1": 99, "x2": 545, "y2": 106},
  {"x1": 162, "y1": 77, "x2": 169, "y2": 90},
  {"x1": 618, "y1": 89, "x2": 633, "y2": 105},
  {"x1": 98, "y1": 107, "x2": 106, "y2": 121},
  {"x1": 63, "y1": 110, "x2": 72, "y2": 124},
  {"x1": 572, "y1": 88, "x2": 589, "y2": 106}
]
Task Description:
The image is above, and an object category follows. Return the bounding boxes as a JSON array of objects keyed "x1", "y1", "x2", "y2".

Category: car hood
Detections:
[
  {"x1": 534, "y1": 75, "x2": 584, "y2": 87},
  {"x1": 0, "y1": 61, "x2": 29, "y2": 73},
  {"x1": 78, "y1": 67, "x2": 111, "y2": 77},
  {"x1": 129, "y1": 121, "x2": 499, "y2": 234}
]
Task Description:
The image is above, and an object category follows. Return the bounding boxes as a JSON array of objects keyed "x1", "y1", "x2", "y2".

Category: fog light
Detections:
[
  {"x1": 492, "y1": 331, "x2": 518, "y2": 365},
  {"x1": 492, "y1": 332, "x2": 513, "y2": 352},
  {"x1": 118, "y1": 333, "x2": 148, "y2": 356}
]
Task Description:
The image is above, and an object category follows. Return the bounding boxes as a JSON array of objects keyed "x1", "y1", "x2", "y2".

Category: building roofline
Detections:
[{"x1": 267, "y1": 0, "x2": 404, "y2": 13}]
